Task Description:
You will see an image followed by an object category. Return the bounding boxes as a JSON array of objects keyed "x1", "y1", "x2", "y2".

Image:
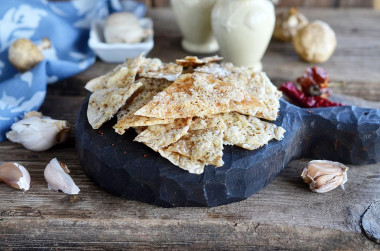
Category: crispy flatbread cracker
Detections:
[
  {"x1": 134, "y1": 73, "x2": 263, "y2": 119},
  {"x1": 85, "y1": 55, "x2": 143, "y2": 92},
  {"x1": 87, "y1": 81, "x2": 143, "y2": 129},
  {"x1": 166, "y1": 120, "x2": 226, "y2": 167},
  {"x1": 220, "y1": 112, "x2": 285, "y2": 150},
  {"x1": 158, "y1": 149, "x2": 206, "y2": 174},
  {"x1": 133, "y1": 126, "x2": 147, "y2": 134},
  {"x1": 194, "y1": 63, "x2": 230, "y2": 78},
  {"x1": 194, "y1": 62, "x2": 249, "y2": 78},
  {"x1": 134, "y1": 118, "x2": 192, "y2": 151},
  {"x1": 138, "y1": 58, "x2": 183, "y2": 81},
  {"x1": 196, "y1": 65, "x2": 280, "y2": 120},
  {"x1": 190, "y1": 116, "x2": 224, "y2": 131},
  {"x1": 222, "y1": 70, "x2": 281, "y2": 120},
  {"x1": 113, "y1": 78, "x2": 174, "y2": 135},
  {"x1": 176, "y1": 55, "x2": 223, "y2": 67}
]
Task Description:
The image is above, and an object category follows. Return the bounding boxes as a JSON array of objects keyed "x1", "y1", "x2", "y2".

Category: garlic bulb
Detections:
[
  {"x1": 104, "y1": 12, "x2": 153, "y2": 44},
  {"x1": 6, "y1": 111, "x2": 70, "y2": 151},
  {"x1": 44, "y1": 158, "x2": 80, "y2": 195},
  {"x1": 293, "y1": 20, "x2": 337, "y2": 63},
  {"x1": 301, "y1": 160, "x2": 348, "y2": 193},
  {"x1": 0, "y1": 162, "x2": 31, "y2": 191},
  {"x1": 273, "y1": 7, "x2": 308, "y2": 42}
]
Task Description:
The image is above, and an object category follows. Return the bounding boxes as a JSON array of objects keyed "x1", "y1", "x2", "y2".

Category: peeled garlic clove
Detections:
[
  {"x1": 104, "y1": 12, "x2": 152, "y2": 44},
  {"x1": 301, "y1": 160, "x2": 348, "y2": 193},
  {"x1": 44, "y1": 158, "x2": 79, "y2": 195},
  {"x1": 8, "y1": 38, "x2": 44, "y2": 72},
  {"x1": 6, "y1": 111, "x2": 70, "y2": 151},
  {"x1": 0, "y1": 162, "x2": 31, "y2": 191}
]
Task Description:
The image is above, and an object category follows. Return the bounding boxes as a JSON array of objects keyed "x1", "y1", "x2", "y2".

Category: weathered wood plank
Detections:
[
  {"x1": 0, "y1": 144, "x2": 378, "y2": 250},
  {"x1": 0, "y1": 8, "x2": 380, "y2": 249},
  {"x1": 0, "y1": 96, "x2": 379, "y2": 249}
]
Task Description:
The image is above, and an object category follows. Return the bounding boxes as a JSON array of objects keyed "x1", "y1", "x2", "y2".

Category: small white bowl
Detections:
[{"x1": 89, "y1": 18, "x2": 154, "y2": 63}]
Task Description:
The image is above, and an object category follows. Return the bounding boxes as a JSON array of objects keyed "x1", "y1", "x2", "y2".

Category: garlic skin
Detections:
[
  {"x1": 301, "y1": 160, "x2": 348, "y2": 193},
  {"x1": 44, "y1": 158, "x2": 80, "y2": 195},
  {"x1": 6, "y1": 111, "x2": 70, "y2": 151},
  {"x1": 0, "y1": 162, "x2": 31, "y2": 191}
]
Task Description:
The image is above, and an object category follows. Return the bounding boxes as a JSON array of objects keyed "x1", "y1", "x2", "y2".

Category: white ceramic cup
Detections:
[{"x1": 171, "y1": 0, "x2": 219, "y2": 54}]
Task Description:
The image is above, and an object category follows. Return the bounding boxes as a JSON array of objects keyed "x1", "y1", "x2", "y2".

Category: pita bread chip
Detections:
[
  {"x1": 138, "y1": 58, "x2": 183, "y2": 81},
  {"x1": 220, "y1": 112, "x2": 285, "y2": 150},
  {"x1": 158, "y1": 149, "x2": 206, "y2": 174},
  {"x1": 87, "y1": 81, "x2": 143, "y2": 129},
  {"x1": 134, "y1": 118, "x2": 191, "y2": 151},
  {"x1": 176, "y1": 55, "x2": 223, "y2": 67},
  {"x1": 166, "y1": 121, "x2": 226, "y2": 167},
  {"x1": 135, "y1": 73, "x2": 263, "y2": 119},
  {"x1": 114, "y1": 78, "x2": 174, "y2": 135},
  {"x1": 222, "y1": 70, "x2": 281, "y2": 120},
  {"x1": 85, "y1": 55, "x2": 143, "y2": 92}
]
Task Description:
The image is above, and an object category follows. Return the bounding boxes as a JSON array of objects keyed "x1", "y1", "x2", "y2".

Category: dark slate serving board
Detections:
[{"x1": 76, "y1": 96, "x2": 380, "y2": 207}]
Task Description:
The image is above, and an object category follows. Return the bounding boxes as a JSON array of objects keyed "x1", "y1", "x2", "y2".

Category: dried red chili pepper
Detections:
[
  {"x1": 297, "y1": 66, "x2": 330, "y2": 98},
  {"x1": 279, "y1": 82, "x2": 342, "y2": 108}
]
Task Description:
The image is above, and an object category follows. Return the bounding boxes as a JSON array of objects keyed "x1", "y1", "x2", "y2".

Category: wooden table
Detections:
[{"x1": 1, "y1": 8, "x2": 379, "y2": 249}]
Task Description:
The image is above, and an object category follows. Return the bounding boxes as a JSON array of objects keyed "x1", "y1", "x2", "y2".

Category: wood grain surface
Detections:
[{"x1": 0, "y1": 8, "x2": 379, "y2": 249}]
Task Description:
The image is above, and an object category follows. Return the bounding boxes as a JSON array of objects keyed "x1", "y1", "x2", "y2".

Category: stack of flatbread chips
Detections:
[{"x1": 86, "y1": 55, "x2": 285, "y2": 174}]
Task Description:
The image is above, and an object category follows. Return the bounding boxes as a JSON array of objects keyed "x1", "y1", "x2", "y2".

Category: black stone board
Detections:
[
  {"x1": 76, "y1": 96, "x2": 380, "y2": 207},
  {"x1": 361, "y1": 201, "x2": 380, "y2": 244}
]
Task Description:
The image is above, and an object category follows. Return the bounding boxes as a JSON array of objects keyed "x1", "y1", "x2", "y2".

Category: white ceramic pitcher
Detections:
[{"x1": 211, "y1": 0, "x2": 275, "y2": 70}]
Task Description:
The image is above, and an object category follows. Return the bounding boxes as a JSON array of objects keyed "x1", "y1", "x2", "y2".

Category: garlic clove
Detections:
[
  {"x1": 301, "y1": 160, "x2": 348, "y2": 193},
  {"x1": 312, "y1": 174, "x2": 345, "y2": 193},
  {"x1": 6, "y1": 112, "x2": 70, "y2": 151},
  {"x1": 0, "y1": 162, "x2": 31, "y2": 191},
  {"x1": 44, "y1": 158, "x2": 80, "y2": 195},
  {"x1": 104, "y1": 12, "x2": 153, "y2": 44},
  {"x1": 8, "y1": 38, "x2": 44, "y2": 72}
]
